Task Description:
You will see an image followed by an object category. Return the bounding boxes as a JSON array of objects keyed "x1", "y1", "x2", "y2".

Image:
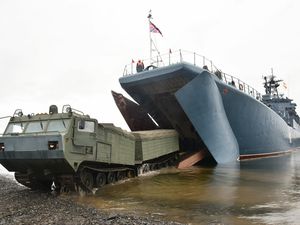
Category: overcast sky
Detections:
[{"x1": 1, "y1": 0, "x2": 300, "y2": 132}]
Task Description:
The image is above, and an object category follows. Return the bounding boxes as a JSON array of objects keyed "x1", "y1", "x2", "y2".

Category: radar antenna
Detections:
[{"x1": 263, "y1": 68, "x2": 282, "y2": 97}]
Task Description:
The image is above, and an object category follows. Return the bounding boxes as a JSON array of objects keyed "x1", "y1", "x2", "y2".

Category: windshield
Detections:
[
  {"x1": 25, "y1": 121, "x2": 47, "y2": 133},
  {"x1": 47, "y1": 119, "x2": 70, "y2": 132},
  {"x1": 4, "y1": 119, "x2": 71, "y2": 134},
  {"x1": 5, "y1": 122, "x2": 26, "y2": 134}
]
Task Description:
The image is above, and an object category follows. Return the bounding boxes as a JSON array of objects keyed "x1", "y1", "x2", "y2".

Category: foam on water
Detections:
[{"x1": 0, "y1": 164, "x2": 14, "y2": 179}]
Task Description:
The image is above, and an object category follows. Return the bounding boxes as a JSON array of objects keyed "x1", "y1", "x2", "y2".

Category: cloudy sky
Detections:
[{"x1": 0, "y1": 0, "x2": 300, "y2": 132}]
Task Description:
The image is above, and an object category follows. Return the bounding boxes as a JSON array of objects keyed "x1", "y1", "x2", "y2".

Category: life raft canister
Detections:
[{"x1": 239, "y1": 83, "x2": 244, "y2": 91}]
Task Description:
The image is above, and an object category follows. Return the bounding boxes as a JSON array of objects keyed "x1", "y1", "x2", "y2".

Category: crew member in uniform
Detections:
[{"x1": 136, "y1": 60, "x2": 144, "y2": 72}]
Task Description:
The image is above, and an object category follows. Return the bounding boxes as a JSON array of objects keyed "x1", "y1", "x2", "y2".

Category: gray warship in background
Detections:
[{"x1": 113, "y1": 50, "x2": 300, "y2": 164}]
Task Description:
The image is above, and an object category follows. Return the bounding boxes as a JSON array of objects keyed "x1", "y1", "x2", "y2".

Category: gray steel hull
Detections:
[{"x1": 119, "y1": 63, "x2": 300, "y2": 163}]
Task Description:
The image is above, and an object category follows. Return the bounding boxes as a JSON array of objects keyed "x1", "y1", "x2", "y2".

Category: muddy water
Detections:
[{"x1": 76, "y1": 151, "x2": 300, "y2": 225}]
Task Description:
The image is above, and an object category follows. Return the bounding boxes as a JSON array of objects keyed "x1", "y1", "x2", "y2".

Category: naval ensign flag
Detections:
[{"x1": 149, "y1": 21, "x2": 163, "y2": 36}]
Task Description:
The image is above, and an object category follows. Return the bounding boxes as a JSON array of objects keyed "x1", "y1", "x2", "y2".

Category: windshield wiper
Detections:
[{"x1": 62, "y1": 120, "x2": 66, "y2": 128}]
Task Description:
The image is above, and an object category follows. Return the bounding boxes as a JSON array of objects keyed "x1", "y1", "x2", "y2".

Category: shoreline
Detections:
[{"x1": 0, "y1": 174, "x2": 184, "y2": 225}]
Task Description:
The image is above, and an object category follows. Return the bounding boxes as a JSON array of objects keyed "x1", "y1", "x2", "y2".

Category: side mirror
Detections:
[{"x1": 79, "y1": 119, "x2": 85, "y2": 130}]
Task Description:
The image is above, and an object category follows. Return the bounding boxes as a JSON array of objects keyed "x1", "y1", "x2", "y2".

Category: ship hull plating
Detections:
[{"x1": 119, "y1": 63, "x2": 300, "y2": 163}]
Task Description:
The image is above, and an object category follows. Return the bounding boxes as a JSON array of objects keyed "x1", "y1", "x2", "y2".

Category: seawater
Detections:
[{"x1": 76, "y1": 151, "x2": 300, "y2": 225}]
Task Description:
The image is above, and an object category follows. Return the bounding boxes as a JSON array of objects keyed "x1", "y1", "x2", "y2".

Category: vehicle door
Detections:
[{"x1": 73, "y1": 118, "x2": 97, "y2": 158}]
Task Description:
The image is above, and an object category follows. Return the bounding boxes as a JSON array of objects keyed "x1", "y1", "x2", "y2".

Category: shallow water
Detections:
[{"x1": 76, "y1": 151, "x2": 300, "y2": 225}]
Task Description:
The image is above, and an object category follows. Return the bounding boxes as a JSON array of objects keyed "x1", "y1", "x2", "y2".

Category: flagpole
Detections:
[
  {"x1": 148, "y1": 10, "x2": 153, "y2": 64},
  {"x1": 148, "y1": 10, "x2": 164, "y2": 66}
]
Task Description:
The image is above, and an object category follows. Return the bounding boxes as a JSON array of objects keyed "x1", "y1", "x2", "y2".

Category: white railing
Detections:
[{"x1": 123, "y1": 49, "x2": 261, "y2": 100}]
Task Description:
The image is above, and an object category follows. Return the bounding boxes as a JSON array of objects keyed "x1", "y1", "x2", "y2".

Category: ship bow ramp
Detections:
[
  {"x1": 119, "y1": 63, "x2": 239, "y2": 164},
  {"x1": 175, "y1": 71, "x2": 239, "y2": 163}
]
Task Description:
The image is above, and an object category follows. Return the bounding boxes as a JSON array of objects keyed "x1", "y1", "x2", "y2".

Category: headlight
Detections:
[
  {"x1": 48, "y1": 141, "x2": 58, "y2": 150},
  {"x1": 0, "y1": 143, "x2": 4, "y2": 152}
]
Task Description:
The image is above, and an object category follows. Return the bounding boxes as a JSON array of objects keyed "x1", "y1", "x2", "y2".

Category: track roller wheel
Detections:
[
  {"x1": 142, "y1": 164, "x2": 150, "y2": 173},
  {"x1": 107, "y1": 171, "x2": 116, "y2": 184},
  {"x1": 116, "y1": 171, "x2": 126, "y2": 181},
  {"x1": 81, "y1": 171, "x2": 94, "y2": 190},
  {"x1": 126, "y1": 170, "x2": 135, "y2": 178},
  {"x1": 95, "y1": 172, "x2": 106, "y2": 188}
]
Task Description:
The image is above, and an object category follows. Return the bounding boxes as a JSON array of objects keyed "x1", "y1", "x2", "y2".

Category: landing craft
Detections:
[{"x1": 115, "y1": 50, "x2": 300, "y2": 163}]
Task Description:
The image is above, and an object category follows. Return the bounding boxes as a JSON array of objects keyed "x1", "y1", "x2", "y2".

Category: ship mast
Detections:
[
  {"x1": 148, "y1": 10, "x2": 153, "y2": 64},
  {"x1": 147, "y1": 10, "x2": 163, "y2": 65},
  {"x1": 263, "y1": 68, "x2": 282, "y2": 98}
]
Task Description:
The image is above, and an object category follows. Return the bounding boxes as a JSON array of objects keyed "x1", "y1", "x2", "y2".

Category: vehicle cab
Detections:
[{"x1": 0, "y1": 105, "x2": 92, "y2": 175}]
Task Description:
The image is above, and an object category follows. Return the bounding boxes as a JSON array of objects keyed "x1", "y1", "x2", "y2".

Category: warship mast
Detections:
[{"x1": 147, "y1": 10, "x2": 163, "y2": 65}]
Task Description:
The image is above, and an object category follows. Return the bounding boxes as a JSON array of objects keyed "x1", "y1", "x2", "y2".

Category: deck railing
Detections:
[{"x1": 123, "y1": 49, "x2": 261, "y2": 100}]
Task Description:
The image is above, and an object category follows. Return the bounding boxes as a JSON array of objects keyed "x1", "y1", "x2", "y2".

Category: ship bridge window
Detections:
[
  {"x1": 5, "y1": 122, "x2": 26, "y2": 134},
  {"x1": 47, "y1": 119, "x2": 71, "y2": 132},
  {"x1": 78, "y1": 120, "x2": 95, "y2": 133},
  {"x1": 25, "y1": 121, "x2": 47, "y2": 133}
]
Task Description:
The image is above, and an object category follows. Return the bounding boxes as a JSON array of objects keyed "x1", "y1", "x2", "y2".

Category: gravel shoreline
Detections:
[{"x1": 0, "y1": 175, "x2": 185, "y2": 225}]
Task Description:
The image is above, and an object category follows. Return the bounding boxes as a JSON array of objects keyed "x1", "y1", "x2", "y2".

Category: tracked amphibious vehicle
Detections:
[{"x1": 0, "y1": 105, "x2": 179, "y2": 192}]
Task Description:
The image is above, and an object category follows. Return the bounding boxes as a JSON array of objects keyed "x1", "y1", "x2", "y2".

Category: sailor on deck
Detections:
[{"x1": 136, "y1": 60, "x2": 144, "y2": 72}]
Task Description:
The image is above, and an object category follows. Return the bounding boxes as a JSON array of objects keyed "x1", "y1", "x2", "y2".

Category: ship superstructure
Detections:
[{"x1": 262, "y1": 74, "x2": 299, "y2": 127}]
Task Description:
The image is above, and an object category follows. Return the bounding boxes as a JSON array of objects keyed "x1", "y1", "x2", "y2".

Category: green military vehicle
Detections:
[{"x1": 0, "y1": 105, "x2": 179, "y2": 192}]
